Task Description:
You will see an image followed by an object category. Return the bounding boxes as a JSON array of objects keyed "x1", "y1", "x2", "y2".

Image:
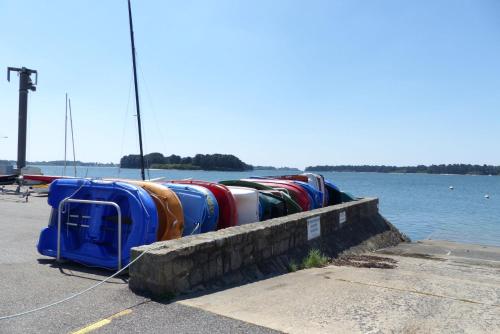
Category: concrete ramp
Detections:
[{"x1": 179, "y1": 240, "x2": 500, "y2": 333}]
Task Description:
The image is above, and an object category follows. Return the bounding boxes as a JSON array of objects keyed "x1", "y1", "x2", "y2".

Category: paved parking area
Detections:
[
  {"x1": 0, "y1": 190, "x2": 278, "y2": 334},
  {"x1": 2, "y1": 188, "x2": 499, "y2": 333}
]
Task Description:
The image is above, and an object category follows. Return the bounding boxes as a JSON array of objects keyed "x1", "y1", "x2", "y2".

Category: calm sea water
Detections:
[{"x1": 36, "y1": 166, "x2": 500, "y2": 247}]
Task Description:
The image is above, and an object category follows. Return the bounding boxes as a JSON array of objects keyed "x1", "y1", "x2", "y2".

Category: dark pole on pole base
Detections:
[
  {"x1": 127, "y1": 0, "x2": 146, "y2": 181},
  {"x1": 7, "y1": 67, "x2": 37, "y2": 173}
]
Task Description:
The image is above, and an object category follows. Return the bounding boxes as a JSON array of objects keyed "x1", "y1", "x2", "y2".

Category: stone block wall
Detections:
[{"x1": 129, "y1": 198, "x2": 407, "y2": 297}]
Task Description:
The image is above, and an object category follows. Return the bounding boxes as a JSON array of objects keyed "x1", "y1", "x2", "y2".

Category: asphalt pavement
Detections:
[
  {"x1": 2, "y1": 186, "x2": 499, "y2": 333},
  {"x1": 0, "y1": 189, "x2": 279, "y2": 334}
]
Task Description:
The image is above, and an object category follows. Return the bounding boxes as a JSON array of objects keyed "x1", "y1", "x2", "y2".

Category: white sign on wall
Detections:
[
  {"x1": 339, "y1": 211, "x2": 347, "y2": 225},
  {"x1": 307, "y1": 216, "x2": 321, "y2": 240}
]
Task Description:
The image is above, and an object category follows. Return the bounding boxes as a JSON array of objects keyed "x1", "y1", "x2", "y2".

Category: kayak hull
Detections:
[
  {"x1": 220, "y1": 180, "x2": 302, "y2": 215},
  {"x1": 162, "y1": 183, "x2": 218, "y2": 235},
  {"x1": 168, "y1": 180, "x2": 237, "y2": 229},
  {"x1": 227, "y1": 186, "x2": 260, "y2": 225},
  {"x1": 124, "y1": 181, "x2": 184, "y2": 241},
  {"x1": 258, "y1": 192, "x2": 287, "y2": 221},
  {"x1": 23, "y1": 174, "x2": 71, "y2": 184},
  {"x1": 242, "y1": 179, "x2": 312, "y2": 211},
  {"x1": 37, "y1": 179, "x2": 158, "y2": 270}
]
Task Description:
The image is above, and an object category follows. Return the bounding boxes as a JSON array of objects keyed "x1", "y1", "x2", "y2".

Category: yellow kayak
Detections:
[{"x1": 123, "y1": 180, "x2": 184, "y2": 241}]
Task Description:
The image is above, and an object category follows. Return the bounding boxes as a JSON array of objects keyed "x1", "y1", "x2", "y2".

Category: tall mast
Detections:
[
  {"x1": 68, "y1": 98, "x2": 77, "y2": 177},
  {"x1": 127, "y1": 0, "x2": 146, "y2": 180},
  {"x1": 63, "y1": 93, "x2": 68, "y2": 176}
]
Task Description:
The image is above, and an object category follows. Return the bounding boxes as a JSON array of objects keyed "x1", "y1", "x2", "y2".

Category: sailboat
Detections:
[
  {"x1": 23, "y1": 95, "x2": 78, "y2": 185},
  {"x1": 37, "y1": 0, "x2": 167, "y2": 270}
]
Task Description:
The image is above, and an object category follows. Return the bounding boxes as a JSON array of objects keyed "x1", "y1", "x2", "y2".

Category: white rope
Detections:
[
  {"x1": 0, "y1": 247, "x2": 152, "y2": 321},
  {"x1": 0, "y1": 180, "x2": 197, "y2": 320},
  {"x1": 0, "y1": 179, "x2": 153, "y2": 321}
]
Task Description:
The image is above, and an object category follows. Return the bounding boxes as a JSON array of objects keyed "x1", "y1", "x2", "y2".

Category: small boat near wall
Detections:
[
  {"x1": 124, "y1": 180, "x2": 184, "y2": 241},
  {"x1": 220, "y1": 180, "x2": 302, "y2": 215},
  {"x1": 293, "y1": 181, "x2": 323, "y2": 209},
  {"x1": 226, "y1": 186, "x2": 260, "y2": 225},
  {"x1": 243, "y1": 178, "x2": 312, "y2": 211},
  {"x1": 37, "y1": 179, "x2": 158, "y2": 270},
  {"x1": 162, "y1": 183, "x2": 218, "y2": 235},
  {"x1": 258, "y1": 191, "x2": 287, "y2": 220},
  {"x1": 167, "y1": 180, "x2": 237, "y2": 229}
]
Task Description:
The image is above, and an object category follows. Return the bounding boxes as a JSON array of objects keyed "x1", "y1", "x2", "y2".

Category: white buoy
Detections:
[
  {"x1": 449, "y1": 186, "x2": 454, "y2": 190},
  {"x1": 485, "y1": 194, "x2": 490, "y2": 199}
]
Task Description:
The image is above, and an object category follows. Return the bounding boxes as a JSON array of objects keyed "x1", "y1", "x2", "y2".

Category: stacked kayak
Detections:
[
  {"x1": 227, "y1": 186, "x2": 260, "y2": 225},
  {"x1": 124, "y1": 180, "x2": 184, "y2": 241},
  {"x1": 37, "y1": 179, "x2": 158, "y2": 270},
  {"x1": 36, "y1": 173, "x2": 356, "y2": 270},
  {"x1": 162, "y1": 183, "x2": 219, "y2": 235},
  {"x1": 302, "y1": 173, "x2": 328, "y2": 206},
  {"x1": 168, "y1": 180, "x2": 237, "y2": 229},
  {"x1": 272, "y1": 173, "x2": 328, "y2": 207},
  {"x1": 227, "y1": 173, "x2": 354, "y2": 218},
  {"x1": 243, "y1": 178, "x2": 312, "y2": 211},
  {"x1": 258, "y1": 192, "x2": 287, "y2": 221},
  {"x1": 292, "y1": 181, "x2": 323, "y2": 209},
  {"x1": 220, "y1": 180, "x2": 301, "y2": 217}
]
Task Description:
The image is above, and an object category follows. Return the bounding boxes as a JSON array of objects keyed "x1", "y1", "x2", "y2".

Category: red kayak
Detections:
[
  {"x1": 167, "y1": 179, "x2": 238, "y2": 229},
  {"x1": 271, "y1": 174, "x2": 309, "y2": 182},
  {"x1": 242, "y1": 179, "x2": 312, "y2": 211},
  {"x1": 22, "y1": 174, "x2": 72, "y2": 184},
  {"x1": 268, "y1": 174, "x2": 328, "y2": 207}
]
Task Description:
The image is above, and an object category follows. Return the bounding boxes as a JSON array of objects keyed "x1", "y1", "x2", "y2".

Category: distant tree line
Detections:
[
  {"x1": 120, "y1": 153, "x2": 253, "y2": 171},
  {"x1": 253, "y1": 166, "x2": 301, "y2": 171},
  {"x1": 0, "y1": 159, "x2": 116, "y2": 167},
  {"x1": 305, "y1": 164, "x2": 500, "y2": 175}
]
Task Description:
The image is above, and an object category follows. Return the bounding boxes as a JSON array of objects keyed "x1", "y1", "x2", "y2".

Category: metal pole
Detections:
[
  {"x1": 117, "y1": 203, "x2": 122, "y2": 270},
  {"x1": 127, "y1": 0, "x2": 146, "y2": 180},
  {"x1": 68, "y1": 98, "x2": 77, "y2": 177},
  {"x1": 57, "y1": 201, "x2": 63, "y2": 263},
  {"x1": 64, "y1": 93, "x2": 68, "y2": 176},
  {"x1": 17, "y1": 71, "x2": 29, "y2": 170},
  {"x1": 7, "y1": 67, "x2": 37, "y2": 173}
]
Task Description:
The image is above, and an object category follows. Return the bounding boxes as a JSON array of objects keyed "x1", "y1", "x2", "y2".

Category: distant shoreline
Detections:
[
  {"x1": 309, "y1": 170, "x2": 497, "y2": 176},
  {"x1": 0, "y1": 160, "x2": 117, "y2": 167},
  {"x1": 31, "y1": 165, "x2": 302, "y2": 173},
  {"x1": 305, "y1": 164, "x2": 500, "y2": 176}
]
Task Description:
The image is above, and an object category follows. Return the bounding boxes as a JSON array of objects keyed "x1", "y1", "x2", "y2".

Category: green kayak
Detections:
[
  {"x1": 219, "y1": 180, "x2": 302, "y2": 214},
  {"x1": 259, "y1": 192, "x2": 287, "y2": 220}
]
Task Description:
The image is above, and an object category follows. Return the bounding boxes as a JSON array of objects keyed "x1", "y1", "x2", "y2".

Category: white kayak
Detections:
[{"x1": 227, "y1": 186, "x2": 260, "y2": 225}]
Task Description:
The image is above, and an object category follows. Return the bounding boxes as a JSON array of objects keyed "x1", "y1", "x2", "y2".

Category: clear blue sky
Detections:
[{"x1": 1, "y1": 0, "x2": 499, "y2": 169}]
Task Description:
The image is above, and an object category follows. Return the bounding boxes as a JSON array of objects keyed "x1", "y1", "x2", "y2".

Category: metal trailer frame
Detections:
[{"x1": 57, "y1": 198, "x2": 123, "y2": 270}]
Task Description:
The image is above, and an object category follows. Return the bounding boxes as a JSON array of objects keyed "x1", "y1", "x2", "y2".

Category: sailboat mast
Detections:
[
  {"x1": 63, "y1": 93, "x2": 68, "y2": 176},
  {"x1": 68, "y1": 98, "x2": 77, "y2": 177},
  {"x1": 127, "y1": 0, "x2": 146, "y2": 180}
]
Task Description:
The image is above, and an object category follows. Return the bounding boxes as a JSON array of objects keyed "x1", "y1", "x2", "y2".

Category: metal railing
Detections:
[{"x1": 57, "y1": 198, "x2": 123, "y2": 270}]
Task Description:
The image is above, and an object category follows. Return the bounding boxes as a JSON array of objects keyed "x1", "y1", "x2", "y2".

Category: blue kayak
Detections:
[
  {"x1": 161, "y1": 183, "x2": 219, "y2": 235},
  {"x1": 293, "y1": 181, "x2": 323, "y2": 209},
  {"x1": 37, "y1": 179, "x2": 158, "y2": 270},
  {"x1": 324, "y1": 180, "x2": 358, "y2": 204}
]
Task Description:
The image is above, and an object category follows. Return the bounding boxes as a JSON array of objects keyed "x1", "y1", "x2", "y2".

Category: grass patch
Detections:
[
  {"x1": 288, "y1": 261, "x2": 298, "y2": 272},
  {"x1": 302, "y1": 249, "x2": 329, "y2": 269}
]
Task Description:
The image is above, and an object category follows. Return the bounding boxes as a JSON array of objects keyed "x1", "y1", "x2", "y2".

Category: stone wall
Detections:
[{"x1": 129, "y1": 198, "x2": 408, "y2": 297}]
